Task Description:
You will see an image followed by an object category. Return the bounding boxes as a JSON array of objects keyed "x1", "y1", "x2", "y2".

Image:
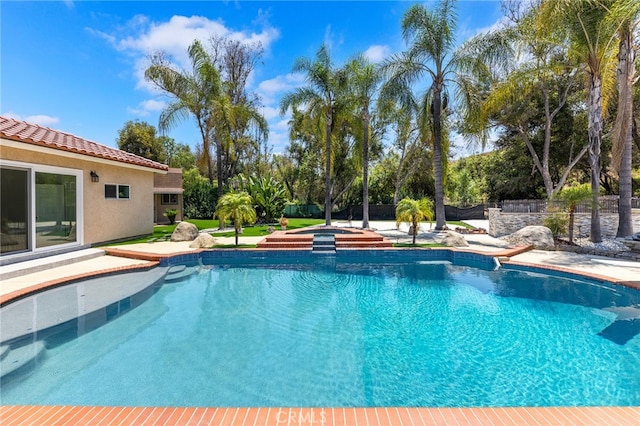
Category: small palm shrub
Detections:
[{"x1": 543, "y1": 209, "x2": 569, "y2": 241}]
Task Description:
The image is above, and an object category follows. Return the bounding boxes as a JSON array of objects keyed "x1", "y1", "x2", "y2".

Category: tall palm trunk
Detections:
[
  {"x1": 432, "y1": 86, "x2": 446, "y2": 230},
  {"x1": 324, "y1": 112, "x2": 332, "y2": 226},
  {"x1": 615, "y1": 29, "x2": 635, "y2": 237},
  {"x1": 587, "y1": 73, "x2": 603, "y2": 243},
  {"x1": 618, "y1": 130, "x2": 633, "y2": 236},
  {"x1": 362, "y1": 110, "x2": 370, "y2": 229}
]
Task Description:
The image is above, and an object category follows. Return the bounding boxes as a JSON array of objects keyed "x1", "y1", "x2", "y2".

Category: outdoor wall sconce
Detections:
[{"x1": 90, "y1": 171, "x2": 99, "y2": 182}]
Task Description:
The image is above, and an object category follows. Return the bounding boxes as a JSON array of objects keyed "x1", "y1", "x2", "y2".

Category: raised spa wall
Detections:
[{"x1": 488, "y1": 207, "x2": 640, "y2": 238}]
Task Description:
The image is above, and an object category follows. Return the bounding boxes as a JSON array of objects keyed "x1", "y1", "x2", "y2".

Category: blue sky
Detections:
[{"x1": 2, "y1": 1, "x2": 504, "y2": 157}]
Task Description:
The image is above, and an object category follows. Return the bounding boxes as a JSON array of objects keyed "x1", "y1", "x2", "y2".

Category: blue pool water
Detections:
[{"x1": 1, "y1": 251, "x2": 639, "y2": 407}]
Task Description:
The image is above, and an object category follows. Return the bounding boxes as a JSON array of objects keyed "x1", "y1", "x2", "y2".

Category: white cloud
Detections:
[
  {"x1": 257, "y1": 73, "x2": 305, "y2": 106},
  {"x1": 268, "y1": 117, "x2": 293, "y2": 154},
  {"x1": 3, "y1": 112, "x2": 60, "y2": 126},
  {"x1": 260, "y1": 106, "x2": 280, "y2": 121},
  {"x1": 92, "y1": 14, "x2": 280, "y2": 91},
  {"x1": 127, "y1": 98, "x2": 167, "y2": 117},
  {"x1": 364, "y1": 45, "x2": 390, "y2": 63},
  {"x1": 472, "y1": 16, "x2": 512, "y2": 37}
]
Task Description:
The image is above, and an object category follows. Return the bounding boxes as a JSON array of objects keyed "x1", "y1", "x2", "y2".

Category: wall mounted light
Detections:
[{"x1": 90, "y1": 171, "x2": 99, "y2": 183}]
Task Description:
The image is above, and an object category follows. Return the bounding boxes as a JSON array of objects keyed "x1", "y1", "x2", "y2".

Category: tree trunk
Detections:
[
  {"x1": 568, "y1": 209, "x2": 575, "y2": 244},
  {"x1": 587, "y1": 74, "x2": 603, "y2": 243},
  {"x1": 615, "y1": 29, "x2": 635, "y2": 238},
  {"x1": 618, "y1": 128, "x2": 633, "y2": 237},
  {"x1": 324, "y1": 112, "x2": 332, "y2": 226},
  {"x1": 215, "y1": 136, "x2": 224, "y2": 198},
  {"x1": 432, "y1": 88, "x2": 446, "y2": 230},
  {"x1": 362, "y1": 112, "x2": 370, "y2": 229},
  {"x1": 412, "y1": 219, "x2": 417, "y2": 245}
]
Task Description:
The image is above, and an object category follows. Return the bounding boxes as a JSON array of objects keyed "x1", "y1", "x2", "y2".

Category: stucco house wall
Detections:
[
  {"x1": 1, "y1": 145, "x2": 156, "y2": 244},
  {"x1": 0, "y1": 116, "x2": 167, "y2": 262}
]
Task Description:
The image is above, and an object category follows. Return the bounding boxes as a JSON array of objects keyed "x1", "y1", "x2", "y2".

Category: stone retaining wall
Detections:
[{"x1": 488, "y1": 208, "x2": 640, "y2": 239}]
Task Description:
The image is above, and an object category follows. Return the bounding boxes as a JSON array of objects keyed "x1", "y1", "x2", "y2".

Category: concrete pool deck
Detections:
[{"x1": 1, "y1": 222, "x2": 639, "y2": 425}]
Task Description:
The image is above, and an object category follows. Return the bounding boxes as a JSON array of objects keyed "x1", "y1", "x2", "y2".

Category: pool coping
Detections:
[
  {"x1": 2, "y1": 245, "x2": 640, "y2": 425},
  {"x1": 1, "y1": 405, "x2": 639, "y2": 425},
  {"x1": 4, "y1": 244, "x2": 639, "y2": 307}
]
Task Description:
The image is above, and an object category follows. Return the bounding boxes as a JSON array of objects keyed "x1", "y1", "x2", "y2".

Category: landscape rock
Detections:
[
  {"x1": 189, "y1": 233, "x2": 217, "y2": 248},
  {"x1": 170, "y1": 222, "x2": 199, "y2": 242},
  {"x1": 503, "y1": 225, "x2": 555, "y2": 250},
  {"x1": 438, "y1": 231, "x2": 469, "y2": 247}
]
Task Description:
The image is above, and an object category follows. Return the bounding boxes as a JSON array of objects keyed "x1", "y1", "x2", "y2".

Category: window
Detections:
[
  {"x1": 161, "y1": 194, "x2": 178, "y2": 204},
  {"x1": 105, "y1": 184, "x2": 130, "y2": 199}
]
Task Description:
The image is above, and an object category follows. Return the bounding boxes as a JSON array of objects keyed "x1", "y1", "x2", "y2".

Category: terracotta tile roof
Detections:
[{"x1": 0, "y1": 116, "x2": 169, "y2": 172}]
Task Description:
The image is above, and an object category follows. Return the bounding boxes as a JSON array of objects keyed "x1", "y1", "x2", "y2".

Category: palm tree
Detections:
[
  {"x1": 555, "y1": 183, "x2": 592, "y2": 244},
  {"x1": 538, "y1": 0, "x2": 620, "y2": 243},
  {"x1": 217, "y1": 97, "x2": 270, "y2": 187},
  {"x1": 395, "y1": 197, "x2": 434, "y2": 245},
  {"x1": 610, "y1": 0, "x2": 640, "y2": 237},
  {"x1": 280, "y1": 45, "x2": 348, "y2": 226},
  {"x1": 345, "y1": 55, "x2": 384, "y2": 229},
  {"x1": 383, "y1": 0, "x2": 463, "y2": 230},
  {"x1": 145, "y1": 40, "x2": 224, "y2": 189},
  {"x1": 214, "y1": 192, "x2": 256, "y2": 246}
]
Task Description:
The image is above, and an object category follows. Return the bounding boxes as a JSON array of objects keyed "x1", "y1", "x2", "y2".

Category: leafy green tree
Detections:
[
  {"x1": 214, "y1": 192, "x2": 256, "y2": 246},
  {"x1": 116, "y1": 120, "x2": 166, "y2": 163},
  {"x1": 464, "y1": 7, "x2": 587, "y2": 199},
  {"x1": 395, "y1": 197, "x2": 434, "y2": 245},
  {"x1": 160, "y1": 136, "x2": 196, "y2": 169},
  {"x1": 280, "y1": 45, "x2": 349, "y2": 225},
  {"x1": 182, "y1": 168, "x2": 217, "y2": 219},
  {"x1": 539, "y1": 0, "x2": 621, "y2": 242},
  {"x1": 368, "y1": 157, "x2": 397, "y2": 204}
]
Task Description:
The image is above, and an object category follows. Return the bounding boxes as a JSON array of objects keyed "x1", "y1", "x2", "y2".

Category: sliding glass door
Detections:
[
  {"x1": 1, "y1": 167, "x2": 29, "y2": 254},
  {"x1": 1, "y1": 162, "x2": 81, "y2": 257},
  {"x1": 35, "y1": 172, "x2": 77, "y2": 248}
]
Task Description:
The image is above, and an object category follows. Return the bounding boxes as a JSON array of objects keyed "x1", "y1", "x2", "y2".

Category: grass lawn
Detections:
[
  {"x1": 104, "y1": 218, "x2": 325, "y2": 246},
  {"x1": 103, "y1": 218, "x2": 478, "y2": 247}
]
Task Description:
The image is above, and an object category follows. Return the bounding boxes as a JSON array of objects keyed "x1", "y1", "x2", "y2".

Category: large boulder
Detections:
[
  {"x1": 438, "y1": 231, "x2": 469, "y2": 247},
  {"x1": 504, "y1": 226, "x2": 555, "y2": 250},
  {"x1": 189, "y1": 233, "x2": 217, "y2": 248},
  {"x1": 170, "y1": 222, "x2": 199, "y2": 242}
]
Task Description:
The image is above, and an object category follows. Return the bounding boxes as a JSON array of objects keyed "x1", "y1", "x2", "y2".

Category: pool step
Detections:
[
  {"x1": 164, "y1": 265, "x2": 198, "y2": 282},
  {"x1": 312, "y1": 235, "x2": 336, "y2": 253},
  {"x1": 0, "y1": 341, "x2": 46, "y2": 378}
]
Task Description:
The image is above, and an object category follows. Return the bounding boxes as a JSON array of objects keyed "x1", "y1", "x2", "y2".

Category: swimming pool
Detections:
[{"x1": 1, "y1": 250, "x2": 639, "y2": 407}]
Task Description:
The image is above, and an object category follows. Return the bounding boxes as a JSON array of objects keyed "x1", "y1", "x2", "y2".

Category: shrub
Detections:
[
  {"x1": 543, "y1": 211, "x2": 569, "y2": 240},
  {"x1": 182, "y1": 169, "x2": 218, "y2": 219},
  {"x1": 163, "y1": 208, "x2": 178, "y2": 224}
]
